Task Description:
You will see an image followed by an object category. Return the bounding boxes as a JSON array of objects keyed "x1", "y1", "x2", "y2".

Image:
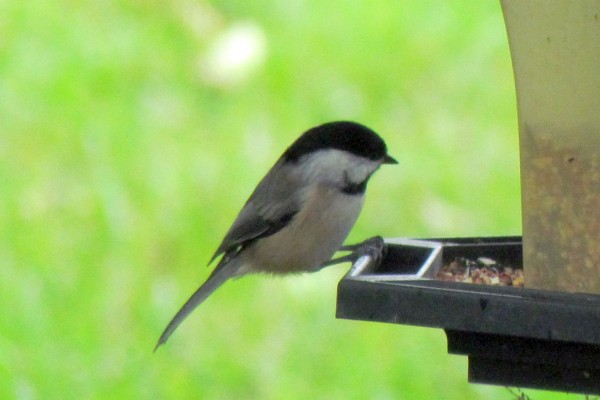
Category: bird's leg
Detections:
[{"x1": 320, "y1": 236, "x2": 387, "y2": 269}]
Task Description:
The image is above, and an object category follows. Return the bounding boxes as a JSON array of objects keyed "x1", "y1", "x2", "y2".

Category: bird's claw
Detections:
[{"x1": 321, "y1": 236, "x2": 387, "y2": 269}]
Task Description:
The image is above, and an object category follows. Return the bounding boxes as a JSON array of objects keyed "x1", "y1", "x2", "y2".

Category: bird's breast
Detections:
[{"x1": 241, "y1": 185, "x2": 364, "y2": 274}]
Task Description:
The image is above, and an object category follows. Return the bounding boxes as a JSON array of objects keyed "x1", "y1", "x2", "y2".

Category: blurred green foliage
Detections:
[{"x1": 0, "y1": 0, "x2": 586, "y2": 399}]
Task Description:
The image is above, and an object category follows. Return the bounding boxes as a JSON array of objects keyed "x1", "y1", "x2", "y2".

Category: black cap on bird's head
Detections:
[{"x1": 283, "y1": 121, "x2": 397, "y2": 164}]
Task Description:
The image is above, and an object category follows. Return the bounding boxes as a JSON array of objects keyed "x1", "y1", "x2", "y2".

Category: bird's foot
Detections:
[{"x1": 321, "y1": 236, "x2": 387, "y2": 269}]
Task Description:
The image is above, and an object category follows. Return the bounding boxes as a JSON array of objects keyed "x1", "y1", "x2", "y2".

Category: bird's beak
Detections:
[{"x1": 383, "y1": 154, "x2": 398, "y2": 164}]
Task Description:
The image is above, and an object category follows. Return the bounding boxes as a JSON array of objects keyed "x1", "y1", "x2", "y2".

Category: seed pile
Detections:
[{"x1": 436, "y1": 257, "x2": 524, "y2": 287}]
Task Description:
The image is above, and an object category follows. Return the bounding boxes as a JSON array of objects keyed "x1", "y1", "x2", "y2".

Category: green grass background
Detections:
[{"x1": 0, "y1": 0, "x2": 590, "y2": 399}]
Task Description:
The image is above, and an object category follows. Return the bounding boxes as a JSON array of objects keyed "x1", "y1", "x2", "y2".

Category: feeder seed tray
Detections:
[{"x1": 336, "y1": 236, "x2": 600, "y2": 395}]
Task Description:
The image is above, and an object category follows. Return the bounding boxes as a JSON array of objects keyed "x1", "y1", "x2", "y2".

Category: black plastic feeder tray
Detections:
[{"x1": 336, "y1": 236, "x2": 600, "y2": 395}]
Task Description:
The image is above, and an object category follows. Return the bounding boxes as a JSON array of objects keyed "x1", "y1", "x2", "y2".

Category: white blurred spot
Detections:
[{"x1": 199, "y1": 22, "x2": 267, "y2": 88}]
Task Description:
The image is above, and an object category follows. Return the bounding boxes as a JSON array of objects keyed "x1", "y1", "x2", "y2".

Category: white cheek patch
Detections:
[
  {"x1": 345, "y1": 158, "x2": 380, "y2": 184},
  {"x1": 296, "y1": 149, "x2": 381, "y2": 185}
]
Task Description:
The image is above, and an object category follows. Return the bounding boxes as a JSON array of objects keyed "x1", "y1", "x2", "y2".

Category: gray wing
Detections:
[{"x1": 208, "y1": 160, "x2": 304, "y2": 265}]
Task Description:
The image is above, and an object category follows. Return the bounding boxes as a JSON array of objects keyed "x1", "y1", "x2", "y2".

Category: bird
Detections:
[{"x1": 155, "y1": 121, "x2": 397, "y2": 350}]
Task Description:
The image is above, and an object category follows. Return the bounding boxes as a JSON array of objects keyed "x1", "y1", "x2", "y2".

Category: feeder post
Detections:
[{"x1": 501, "y1": 0, "x2": 600, "y2": 293}]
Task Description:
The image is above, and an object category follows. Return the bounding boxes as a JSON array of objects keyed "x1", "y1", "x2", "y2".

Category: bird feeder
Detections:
[{"x1": 336, "y1": 1, "x2": 600, "y2": 395}]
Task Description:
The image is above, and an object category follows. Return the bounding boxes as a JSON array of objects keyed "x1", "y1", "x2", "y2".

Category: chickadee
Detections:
[{"x1": 155, "y1": 121, "x2": 396, "y2": 349}]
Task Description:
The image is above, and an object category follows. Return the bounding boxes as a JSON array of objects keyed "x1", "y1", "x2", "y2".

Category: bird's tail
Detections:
[{"x1": 154, "y1": 256, "x2": 241, "y2": 351}]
